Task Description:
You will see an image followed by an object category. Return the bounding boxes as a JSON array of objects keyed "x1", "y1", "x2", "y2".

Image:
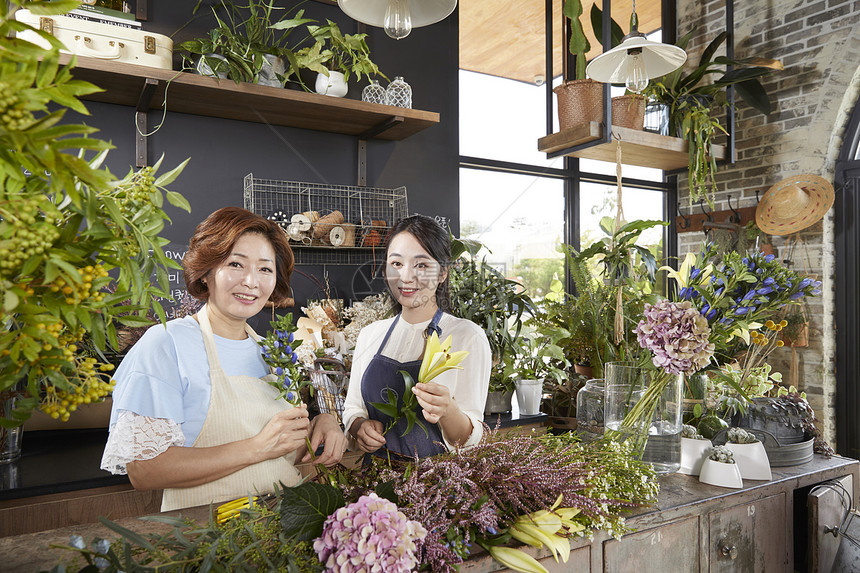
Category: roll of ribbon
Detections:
[
  {"x1": 286, "y1": 223, "x2": 307, "y2": 242},
  {"x1": 313, "y1": 210, "x2": 345, "y2": 239},
  {"x1": 267, "y1": 210, "x2": 290, "y2": 230},
  {"x1": 291, "y1": 213, "x2": 312, "y2": 232},
  {"x1": 329, "y1": 226, "x2": 346, "y2": 247}
]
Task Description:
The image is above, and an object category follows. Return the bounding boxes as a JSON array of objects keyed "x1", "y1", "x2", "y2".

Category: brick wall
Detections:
[{"x1": 675, "y1": 0, "x2": 860, "y2": 449}]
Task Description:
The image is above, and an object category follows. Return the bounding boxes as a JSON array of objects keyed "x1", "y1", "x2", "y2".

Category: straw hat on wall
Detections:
[{"x1": 755, "y1": 174, "x2": 835, "y2": 235}]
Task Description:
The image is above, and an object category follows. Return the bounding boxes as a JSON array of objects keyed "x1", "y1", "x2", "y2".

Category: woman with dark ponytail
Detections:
[{"x1": 342, "y1": 215, "x2": 491, "y2": 459}]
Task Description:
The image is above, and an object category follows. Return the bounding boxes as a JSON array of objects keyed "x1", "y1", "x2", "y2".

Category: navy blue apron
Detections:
[{"x1": 361, "y1": 309, "x2": 447, "y2": 459}]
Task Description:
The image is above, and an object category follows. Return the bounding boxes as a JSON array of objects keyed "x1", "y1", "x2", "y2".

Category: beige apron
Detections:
[{"x1": 160, "y1": 305, "x2": 302, "y2": 511}]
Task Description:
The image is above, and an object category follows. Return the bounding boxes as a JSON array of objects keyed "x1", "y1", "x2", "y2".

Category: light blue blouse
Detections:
[{"x1": 108, "y1": 315, "x2": 269, "y2": 445}]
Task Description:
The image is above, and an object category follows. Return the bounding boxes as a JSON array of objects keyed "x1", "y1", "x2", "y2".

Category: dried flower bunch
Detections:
[
  {"x1": 708, "y1": 445, "x2": 736, "y2": 464},
  {"x1": 341, "y1": 293, "x2": 392, "y2": 349}
]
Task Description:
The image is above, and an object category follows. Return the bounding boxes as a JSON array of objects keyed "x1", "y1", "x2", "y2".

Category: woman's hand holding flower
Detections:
[
  {"x1": 253, "y1": 406, "x2": 309, "y2": 462},
  {"x1": 300, "y1": 413, "x2": 347, "y2": 466},
  {"x1": 412, "y1": 381, "x2": 455, "y2": 424}
]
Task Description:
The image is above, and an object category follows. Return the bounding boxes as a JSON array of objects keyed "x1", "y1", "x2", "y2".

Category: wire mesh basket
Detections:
[
  {"x1": 244, "y1": 174, "x2": 408, "y2": 265},
  {"x1": 307, "y1": 357, "x2": 349, "y2": 426}
]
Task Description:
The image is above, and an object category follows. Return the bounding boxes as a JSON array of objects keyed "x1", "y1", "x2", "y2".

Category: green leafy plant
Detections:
[
  {"x1": 1, "y1": 0, "x2": 190, "y2": 427},
  {"x1": 298, "y1": 19, "x2": 386, "y2": 84},
  {"x1": 448, "y1": 238, "x2": 535, "y2": 394},
  {"x1": 512, "y1": 323, "x2": 570, "y2": 385},
  {"x1": 562, "y1": 0, "x2": 624, "y2": 80},
  {"x1": 644, "y1": 31, "x2": 783, "y2": 205},
  {"x1": 177, "y1": 0, "x2": 315, "y2": 85}
]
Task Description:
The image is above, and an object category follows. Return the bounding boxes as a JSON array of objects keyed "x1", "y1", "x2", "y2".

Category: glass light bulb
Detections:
[
  {"x1": 625, "y1": 50, "x2": 649, "y2": 94},
  {"x1": 384, "y1": 0, "x2": 412, "y2": 40}
]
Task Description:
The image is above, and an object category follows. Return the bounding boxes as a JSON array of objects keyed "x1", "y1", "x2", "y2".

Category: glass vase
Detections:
[
  {"x1": 0, "y1": 381, "x2": 25, "y2": 464},
  {"x1": 361, "y1": 80, "x2": 386, "y2": 105},
  {"x1": 576, "y1": 378, "x2": 604, "y2": 442},
  {"x1": 604, "y1": 362, "x2": 683, "y2": 474},
  {"x1": 384, "y1": 76, "x2": 412, "y2": 108}
]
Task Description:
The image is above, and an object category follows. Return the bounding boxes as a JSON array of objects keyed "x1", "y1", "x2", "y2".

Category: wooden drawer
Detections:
[
  {"x1": 708, "y1": 493, "x2": 786, "y2": 572},
  {"x1": 603, "y1": 516, "x2": 700, "y2": 572}
]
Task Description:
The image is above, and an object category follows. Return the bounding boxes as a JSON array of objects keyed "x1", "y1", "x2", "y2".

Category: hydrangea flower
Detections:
[
  {"x1": 314, "y1": 493, "x2": 426, "y2": 573},
  {"x1": 635, "y1": 300, "x2": 714, "y2": 375}
]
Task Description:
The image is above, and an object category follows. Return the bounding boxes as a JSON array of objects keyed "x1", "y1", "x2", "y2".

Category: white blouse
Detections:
[{"x1": 342, "y1": 313, "x2": 491, "y2": 450}]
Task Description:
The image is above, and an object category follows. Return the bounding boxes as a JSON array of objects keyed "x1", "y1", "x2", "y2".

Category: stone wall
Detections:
[{"x1": 675, "y1": 0, "x2": 860, "y2": 449}]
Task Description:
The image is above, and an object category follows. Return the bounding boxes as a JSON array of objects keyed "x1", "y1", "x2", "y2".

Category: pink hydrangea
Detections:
[
  {"x1": 313, "y1": 493, "x2": 427, "y2": 573},
  {"x1": 635, "y1": 300, "x2": 714, "y2": 375}
]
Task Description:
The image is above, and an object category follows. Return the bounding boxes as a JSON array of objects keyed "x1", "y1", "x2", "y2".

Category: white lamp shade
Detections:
[
  {"x1": 338, "y1": 0, "x2": 457, "y2": 28},
  {"x1": 586, "y1": 36, "x2": 687, "y2": 83}
]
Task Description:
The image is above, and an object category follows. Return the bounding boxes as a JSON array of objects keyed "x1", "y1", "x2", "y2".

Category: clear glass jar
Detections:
[
  {"x1": 576, "y1": 378, "x2": 604, "y2": 442},
  {"x1": 384, "y1": 76, "x2": 412, "y2": 108},
  {"x1": 361, "y1": 80, "x2": 386, "y2": 105}
]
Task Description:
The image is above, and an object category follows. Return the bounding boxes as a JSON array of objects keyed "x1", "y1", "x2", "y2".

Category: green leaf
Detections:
[
  {"x1": 165, "y1": 190, "x2": 192, "y2": 212},
  {"x1": 279, "y1": 482, "x2": 345, "y2": 541}
]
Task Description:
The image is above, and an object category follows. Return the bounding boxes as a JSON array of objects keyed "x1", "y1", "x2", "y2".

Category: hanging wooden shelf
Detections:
[
  {"x1": 537, "y1": 122, "x2": 728, "y2": 171},
  {"x1": 59, "y1": 54, "x2": 440, "y2": 141}
]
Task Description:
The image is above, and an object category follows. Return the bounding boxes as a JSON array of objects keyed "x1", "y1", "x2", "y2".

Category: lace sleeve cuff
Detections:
[{"x1": 100, "y1": 410, "x2": 186, "y2": 475}]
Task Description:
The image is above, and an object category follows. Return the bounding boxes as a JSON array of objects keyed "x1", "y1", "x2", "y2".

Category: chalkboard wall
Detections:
[{"x1": 68, "y1": 1, "x2": 459, "y2": 325}]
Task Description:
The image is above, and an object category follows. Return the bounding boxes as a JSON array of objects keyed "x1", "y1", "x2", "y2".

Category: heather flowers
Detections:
[
  {"x1": 313, "y1": 493, "x2": 426, "y2": 573},
  {"x1": 635, "y1": 299, "x2": 714, "y2": 375},
  {"x1": 258, "y1": 312, "x2": 307, "y2": 406}
]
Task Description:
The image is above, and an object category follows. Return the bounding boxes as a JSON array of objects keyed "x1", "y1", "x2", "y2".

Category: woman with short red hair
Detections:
[{"x1": 101, "y1": 207, "x2": 345, "y2": 511}]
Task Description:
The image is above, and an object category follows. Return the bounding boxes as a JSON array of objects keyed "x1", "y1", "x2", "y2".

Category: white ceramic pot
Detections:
[
  {"x1": 315, "y1": 70, "x2": 348, "y2": 97},
  {"x1": 699, "y1": 458, "x2": 744, "y2": 489},
  {"x1": 515, "y1": 378, "x2": 543, "y2": 416},
  {"x1": 725, "y1": 441, "x2": 772, "y2": 480},
  {"x1": 678, "y1": 437, "x2": 713, "y2": 476}
]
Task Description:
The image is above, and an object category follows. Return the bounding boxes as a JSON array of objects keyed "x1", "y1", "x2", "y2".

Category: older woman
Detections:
[{"x1": 101, "y1": 207, "x2": 345, "y2": 511}]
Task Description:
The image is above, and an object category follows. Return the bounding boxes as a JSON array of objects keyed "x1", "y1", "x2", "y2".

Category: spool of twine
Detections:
[
  {"x1": 313, "y1": 210, "x2": 344, "y2": 239},
  {"x1": 290, "y1": 213, "x2": 313, "y2": 232}
]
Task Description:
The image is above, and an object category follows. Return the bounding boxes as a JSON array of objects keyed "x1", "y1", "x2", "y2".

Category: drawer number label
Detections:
[
  {"x1": 747, "y1": 505, "x2": 756, "y2": 517},
  {"x1": 651, "y1": 530, "x2": 663, "y2": 545}
]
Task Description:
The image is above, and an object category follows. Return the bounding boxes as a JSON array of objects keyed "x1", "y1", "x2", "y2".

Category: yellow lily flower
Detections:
[
  {"x1": 417, "y1": 331, "x2": 469, "y2": 383},
  {"x1": 488, "y1": 546, "x2": 549, "y2": 573},
  {"x1": 659, "y1": 252, "x2": 713, "y2": 288}
]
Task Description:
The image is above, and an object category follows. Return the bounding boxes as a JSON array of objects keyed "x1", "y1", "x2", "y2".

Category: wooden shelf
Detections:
[
  {"x1": 538, "y1": 122, "x2": 728, "y2": 171},
  {"x1": 60, "y1": 54, "x2": 440, "y2": 141}
]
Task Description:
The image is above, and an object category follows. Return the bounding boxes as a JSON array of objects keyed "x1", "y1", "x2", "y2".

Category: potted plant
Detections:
[
  {"x1": 721, "y1": 427, "x2": 771, "y2": 480},
  {"x1": 299, "y1": 20, "x2": 386, "y2": 97},
  {"x1": 780, "y1": 305, "x2": 809, "y2": 348},
  {"x1": 178, "y1": 0, "x2": 315, "y2": 86},
  {"x1": 1, "y1": 1, "x2": 189, "y2": 461},
  {"x1": 678, "y1": 423, "x2": 711, "y2": 476},
  {"x1": 699, "y1": 444, "x2": 743, "y2": 488},
  {"x1": 741, "y1": 220, "x2": 776, "y2": 256},
  {"x1": 512, "y1": 323, "x2": 570, "y2": 416},
  {"x1": 643, "y1": 31, "x2": 783, "y2": 205},
  {"x1": 449, "y1": 237, "x2": 534, "y2": 414},
  {"x1": 557, "y1": 1, "x2": 645, "y2": 131}
]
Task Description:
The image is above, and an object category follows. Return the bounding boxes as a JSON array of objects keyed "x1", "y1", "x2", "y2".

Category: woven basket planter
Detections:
[
  {"x1": 554, "y1": 79, "x2": 646, "y2": 131},
  {"x1": 611, "y1": 94, "x2": 645, "y2": 130}
]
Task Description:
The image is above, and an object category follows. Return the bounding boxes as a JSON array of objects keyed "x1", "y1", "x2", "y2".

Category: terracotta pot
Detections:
[
  {"x1": 573, "y1": 364, "x2": 593, "y2": 378},
  {"x1": 781, "y1": 323, "x2": 809, "y2": 347}
]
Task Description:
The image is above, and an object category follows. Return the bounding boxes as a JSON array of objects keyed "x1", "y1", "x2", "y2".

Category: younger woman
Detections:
[{"x1": 342, "y1": 215, "x2": 491, "y2": 459}]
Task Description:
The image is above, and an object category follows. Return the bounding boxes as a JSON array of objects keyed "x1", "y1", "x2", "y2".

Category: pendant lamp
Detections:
[
  {"x1": 585, "y1": 0, "x2": 687, "y2": 93},
  {"x1": 337, "y1": 0, "x2": 457, "y2": 40}
]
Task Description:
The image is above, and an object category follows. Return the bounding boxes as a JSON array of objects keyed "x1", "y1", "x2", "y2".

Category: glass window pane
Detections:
[
  {"x1": 580, "y1": 182, "x2": 665, "y2": 281},
  {"x1": 459, "y1": 169, "x2": 565, "y2": 299}
]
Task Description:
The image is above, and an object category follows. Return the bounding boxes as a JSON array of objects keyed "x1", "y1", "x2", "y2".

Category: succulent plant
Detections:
[
  {"x1": 727, "y1": 427, "x2": 758, "y2": 444},
  {"x1": 709, "y1": 445, "x2": 736, "y2": 464},
  {"x1": 681, "y1": 424, "x2": 706, "y2": 440}
]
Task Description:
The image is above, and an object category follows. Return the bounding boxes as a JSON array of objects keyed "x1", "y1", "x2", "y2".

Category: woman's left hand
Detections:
[
  {"x1": 300, "y1": 413, "x2": 347, "y2": 466},
  {"x1": 412, "y1": 382, "x2": 456, "y2": 424}
]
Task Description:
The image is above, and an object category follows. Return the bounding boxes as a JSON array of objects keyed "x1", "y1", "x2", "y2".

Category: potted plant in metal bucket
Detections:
[
  {"x1": 178, "y1": 0, "x2": 314, "y2": 87},
  {"x1": 643, "y1": 31, "x2": 783, "y2": 205}
]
